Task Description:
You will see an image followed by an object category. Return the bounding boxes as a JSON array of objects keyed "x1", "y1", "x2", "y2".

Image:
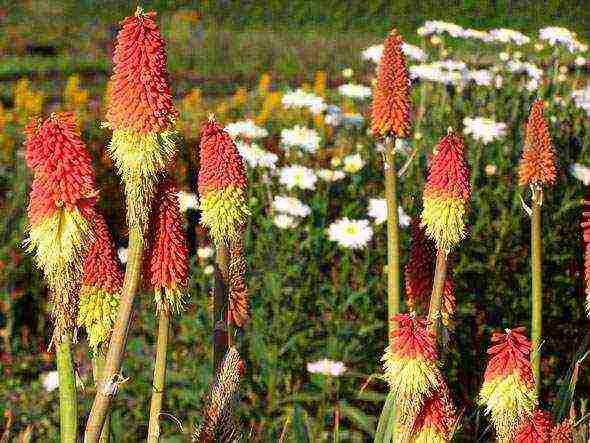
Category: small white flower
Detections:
[
  {"x1": 489, "y1": 28, "x2": 530, "y2": 45},
  {"x1": 225, "y1": 119, "x2": 268, "y2": 140},
  {"x1": 461, "y1": 28, "x2": 492, "y2": 43},
  {"x1": 279, "y1": 165, "x2": 318, "y2": 190},
  {"x1": 575, "y1": 57, "x2": 587, "y2": 67},
  {"x1": 176, "y1": 190, "x2": 199, "y2": 213},
  {"x1": 282, "y1": 89, "x2": 326, "y2": 114},
  {"x1": 499, "y1": 52, "x2": 510, "y2": 61},
  {"x1": 526, "y1": 78, "x2": 539, "y2": 92},
  {"x1": 463, "y1": 117, "x2": 507, "y2": 144},
  {"x1": 362, "y1": 44, "x2": 384, "y2": 64},
  {"x1": 570, "y1": 163, "x2": 590, "y2": 185},
  {"x1": 338, "y1": 83, "x2": 372, "y2": 100},
  {"x1": 317, "y1": 169, "x2": 346, "y2": 182},
  {"x1": 307, "y1": 359, "x2": 347, "y2": 377},
  {"x1": 342, "y1": 68, "x2": 354, "y2": 78},
  {"x1": 327, "y1": 218, "x2": 373, "y2": 249},
  {"x1": 539, "y1": 27, "x2": 585, "y2": 52},
  {"x1": 367, "y1": 198, "x2": 410, "y2": 227},
  {"x1": 41, "y1": 370, "x2": 59, "y2": 392},
  {"x1": 273, "y1": 214, "x2": 298, "y2": 229},
  {"x1": 197, "y1": 246, "x2": 214, "y2": 259},
  {"x1": 420, "y1": 20, "x2": 464, "y2": 38},
  {"x1": 469, "y1": 70, "x2": 493, "y2": 86},
  {"x1": 203, "y1": 265, "x2": 214, "y2": 275},
  {"x1": 237, "y1": 140, "x2": 278, "y2": 169},
  {"x1": 280, "y1": 126, "x2": 321, "y2": 153},
  {"x1": 343, "y1": 153, "x2": 365, "y2": 173},
  {"x1": 272, "y1": 195, "x2": 311, "y2": 217},
  {"x1": 572, "y1": 87, "x2": 590, "y2": 116},
  {"x1": 494, "y1": 75, "x2": 503, "y2": 89},
  {"x1": 402, "y1": 43, "x2": 427, "y2": 61},
  {"x1": 118, "y1": 247, "x2": 128, "y2": 264}
]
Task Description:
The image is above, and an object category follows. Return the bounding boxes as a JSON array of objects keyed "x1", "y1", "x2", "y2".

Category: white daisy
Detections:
[
  {"x1": 307, "y1": 359, "x2": 347, "y2": 377},
  {"x1": 225, "y1": 119, "x2": 268, "y2": 140},
  {"x1": 338, "y1": 83, "x2": 372, "y2": 100},
  {"x1": 237, "y1": 140, "x2": 278, "y2": 169},
  {"x1": 570, "y1": 163, "x2": 590, "y2": 185},
  {"x1": 273, "y1": 213, "x2": 298, "y2": 229},
  {"x1": 40, "y1": 370, "x2": 59, "y2": 392},
  {"x1": 419, "y1": 20, "x2": 464, "y2": 38},
  {"x1": 327, "y1": 218, "x2": 373, "y2": 249},
  {"x1": 197, "y1": 246, "x2": 214, "y2": 259},
  {"x1": 317, "y1": 169, "x2": 346, "y2": 182},
  {"x1": 282, "y1": 89, "x2": 326, "y2": 114},
  {"x1": 463, "y1": 117, "x2": 507, "y2": 144},
  {"x1": 272, "y1": 195, "x2": 311, "y2": 218},
  {"x1": 461, "y1": 28, "x2": 492, "y2": 42},
  {"x1": 367, "y1": 198, "x2": 411, "y2": 227},
  {"x1": 176, "y1": 190, "x2": 199, "y2": 213},
  {"x1": 280, "y1": 126, "x2": 321, "y2": 153},
  {"x1": 279, "y1": 165, "x2": 318, "y2": 190},
  {"x1": 488, "y1": 28, "x2": 530, "y2": 45},
  {"x1": 343, "y1": 153, "x2": 365, "y2": 173}
]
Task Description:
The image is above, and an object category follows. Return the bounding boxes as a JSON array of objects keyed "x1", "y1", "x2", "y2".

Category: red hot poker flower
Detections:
[
  {"x1": 144, "y1": 177, "x2": 189, "y2": 313},
  {"x1": 371, "y1": 29, "x2": 412, "y2": 139},
  {"x1": 411, "y1": 377, "x2": 457, "y2": 440},
  {"x1": 581, "y1": 197, "x2": 590, "y2": 316},
  {"x1": 514, "y1": 409, "x2": 553, "y2": 443},
  {"x1": 390, "y1": 313, "x2": 437, "y2": 362},
  {"x1": 550, "y1": 419, "x2": 573, "y2": 443},
  {"x1": 106, "y1": 7, "x2": 177, "y2": 134},
  {"x1": 484, "y1": 327, "x2": 535, "y2": 387},
  {"x1": 518, "y1": 100, "x2": 556, "y2": 187}
]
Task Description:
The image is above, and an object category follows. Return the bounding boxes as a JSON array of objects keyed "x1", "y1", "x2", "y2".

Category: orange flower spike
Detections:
[
  {"x1": 550, "y1": 419, "x2": 573, "y2": 443},
  {"x1": 405, "y1": 219, "x2": 436, "y2": 311},
  {"x1": 371, "y1": 29, "x2": 412, "y2": 139},
  {"x1": 144, "y1": 177, "x2": 189, "y2": 313},
  {"x1": 411, "y1": 378, "x2": 457, "y2": 442},
  {"x1": 514, "y1": 409, "x2": 553, "y2": 443},
  {"x1": 518, "y1": 100, "x2": 556, "y2": 188},
  {"x1": 581, "y1": 196, "x2": 590, "y2": 316},
  {"x1": 106, "y1": 7, "x2": 177, "y2": 134}
]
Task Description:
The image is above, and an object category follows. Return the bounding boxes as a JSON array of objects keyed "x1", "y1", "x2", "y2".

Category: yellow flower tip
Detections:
[
  {"x1": 77, "y1": 286, "x2": 120, "y2": 350},
  {"x1": 154, "y1": 287, "x2": 186, "y2": 315},
  {"x1": 413, "y1": 428, "x2": 448, "y2": 443},
  {"x1": 200, "y1": 186, "x2": 251, "y2": 245},
  {"x1": 421, "y1": 196, "x2": 467, "y2": 252},
  {"x1": 135, "y1": 5, "x2": 144, "y2": 16},
  {"x1": 478, "y1": 374, "x2": 538, "y2": 441}
]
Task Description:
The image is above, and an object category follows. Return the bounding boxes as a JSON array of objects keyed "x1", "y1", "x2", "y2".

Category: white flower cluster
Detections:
[
  {"x1": 279, "y1": 165, "x2": 318, "y2": 190},
  {"x1": 506, "y1": 60, "x2": 543, "y2": 80},
  {"x1": 317, "y1": 169, "x2": 346, "y2": 182},
  {"x1": 176, "y1": 190, "x2": 199, "y2": 212},
  {"x1": 282, "y1": 89, "x2": 326, "y2": 114},
  {"x1": 343, "y1": 153, "x2": 365, "y2": 173},
  {"x1": 418, "y1": 21, "x2": 531, "y2": 46},
  {"x1": 280, "y1": 125, "x2": 321, "y2": 153},
  {"x1": 367, "y1": 198, "x2": 411, "y2": 227},
  {"x1": 410, "y1": 61, "x2": 468, "y2": 85},
  {"x1": 570, "y1": 163, "x2": 590, "y2": 185},
  {"x1": 272, "y1": 195, "x2": 311, "y2": 218},
  {"x1": 327, "y1": 218, "x2": 373, "y2": 249},
  {"x1": 236, "y1": 140, "x2": 278, "y2": 169},
  {"x1": 307, "y1": 359, "x2": 347, "y2": 377},
  {"x1": 539, "y1": 27, "x2": 588, "y2": 52},
  {"x1": 361, "y1": 42, "x2": 427, "y2": 64},
  {"x1": 337, "y1": 83, "x2": 372, "y2": 100},
  {"x1": 463, "y1": 117, "x2": 508, "y2": 144},
  {"x1": 225, "y1": 119, "x2": 268, "y2": 140}
]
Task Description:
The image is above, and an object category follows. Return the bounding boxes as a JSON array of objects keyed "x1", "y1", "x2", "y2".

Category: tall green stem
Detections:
[
  {"x1": 147, "y1": 311, "x2": 171, "y2": 443},
  {"x1": 57, "y1": 333, "x2": 78, "y2": 443},
  {"x1": 85, "y1": 228, "x2": 144, "y2": 443},
  {"x1": 213, "y1": 243, "x2": 229, "y2": 372},
  {"x1": 531, "y1": 189, "x2": 543, "y2": 394},
  {"x1": 427, "y1": 249, "x2": 448, "y2": 337},
  {"x1": 384, "y1": 136, "x2": 400, "y2": 340},
  {"x1": 91, "y1": 352, "x2": 110, "y2": 443}
]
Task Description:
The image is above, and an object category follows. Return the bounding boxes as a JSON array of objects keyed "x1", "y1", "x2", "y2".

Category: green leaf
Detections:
[
  {"x1": 338, "y1": 400, "x2": 375, "y2": 435},
  {"x1": 291, "y1": 405, "x2": 310, "y2": 443}
]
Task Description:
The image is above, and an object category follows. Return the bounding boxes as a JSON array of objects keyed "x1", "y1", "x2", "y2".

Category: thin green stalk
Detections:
[
  {"x1": 531, "y1": 189, "x2": 543, "y2": 394},
  {"x1": 213, "y1": 243, "x2": 229, "y2": 372},
  {"x1": 384, "y1": 136, "x2": 400, "y2": 340},
  {"x1": 57, "y1": 333, "x2": 78, "y2": 443},
  {"x1": 147, "y1": 311, "x2": 171, "y2": 443},
  {"x1": 427, "y1": 249, "x2": 448, "y2": 337},
  {"x1": 91, "y1": 351, "x2": 110, "y2": 443},
  {"x1": 85, "y1": 228, "x2": 144, "y2": 443}
]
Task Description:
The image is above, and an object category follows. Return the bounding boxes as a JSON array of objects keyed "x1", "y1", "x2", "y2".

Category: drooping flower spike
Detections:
[
  {"x1": 518, "y1": 99, "x2": 556, "y2": 189},
  {"x1": 193, "y1": 347, "x2": 245, "y2": 442},
  {"x1": 514, "y1": 409, "x2": 553, "y2": 443},
  {"x1": 371, "y1": 29, "x2": 412, "y2": 139},
  {"x1": 77, "y1": 212, "x2": 122, "y2": 350},
  {"x1": 411, "y1": 376, "x2": 457, "y2": 442},
  {"x1": 198, "y1": 116, "x2": 250, "y2": 246},
  {"x1": 227, "y1": 236, "x2": 249, "y2": 327},
  {"x1": 580, "y1": 197, "x2": 590, "y2": 316},
  {"x1": 478, "y1": 327, "x2": 538, "y2": 443},
  {"x1": 104, "y1": 6, "x2": 179, "y2": 235},
  {"x1": 143, "y1": 177, "x2": 189, "y2": 313},
  {"x1": 421, "y1": 128, "x2": 471, "y2": 252},
  {"x1": 405, "y1": 218, "x2": 456, "y2": 329},
  {"x1": 382, "y1": 313, "x2": 441, "y2": 424},
  {"x1": 25, "y1": 112, "x2": 98, "y2": 342}
]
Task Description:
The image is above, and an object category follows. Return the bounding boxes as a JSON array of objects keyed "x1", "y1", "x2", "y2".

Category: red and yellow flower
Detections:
[
  {"x1": 411, "y1": 376, "x2": 457, "y2": 442},
  {"x1": 514, "y1": 409, "x2": 553, "y2": 443}
]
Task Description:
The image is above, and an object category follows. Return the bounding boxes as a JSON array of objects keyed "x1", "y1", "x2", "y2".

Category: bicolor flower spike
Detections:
[
  {"x1": 381, "y1": 313, "x2": 441, "y2": 424},
  {"x1": 144, "y1": 177, "x2": 189, "y2": 313},
  {"x1": 405, "y1": 219, "x2": 455, "y2": 329},
  {"x1": 421, "y1": 129, "x2": 470, "y2": 252},
  {"x1": 518, "y1": 100, "x2": 556, "y2": 189},
  {"x1": 371, "y1": 29, "x2": 412, "y2": 139},
  {"x1": 411, "y1": 377, "x2": 457, "y2": 442},
  {"x1": 514, "y1": 409, "x2": 553, "y2": 443},
  {"x1": 478, "y1": 327, "x2": 538, "y2": 443},
  {"x1": 104, "y1": 7, "x2": 179, "y2": 235},
  {"x1": 25, "y1": 112, "x2": 98, "y2": 342},
  {"x1": 77, "y1": 212, "x2": 123, "y2": 350},
  {"x1": 198, "y1": 116, "x2": 250, "y2": 246},
  {"x1": 227, "y1": 236, "x2": 249, "y2": 327},
  {"x1": 580, "y1": 196, "x2": 590, "y2": 316}
]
